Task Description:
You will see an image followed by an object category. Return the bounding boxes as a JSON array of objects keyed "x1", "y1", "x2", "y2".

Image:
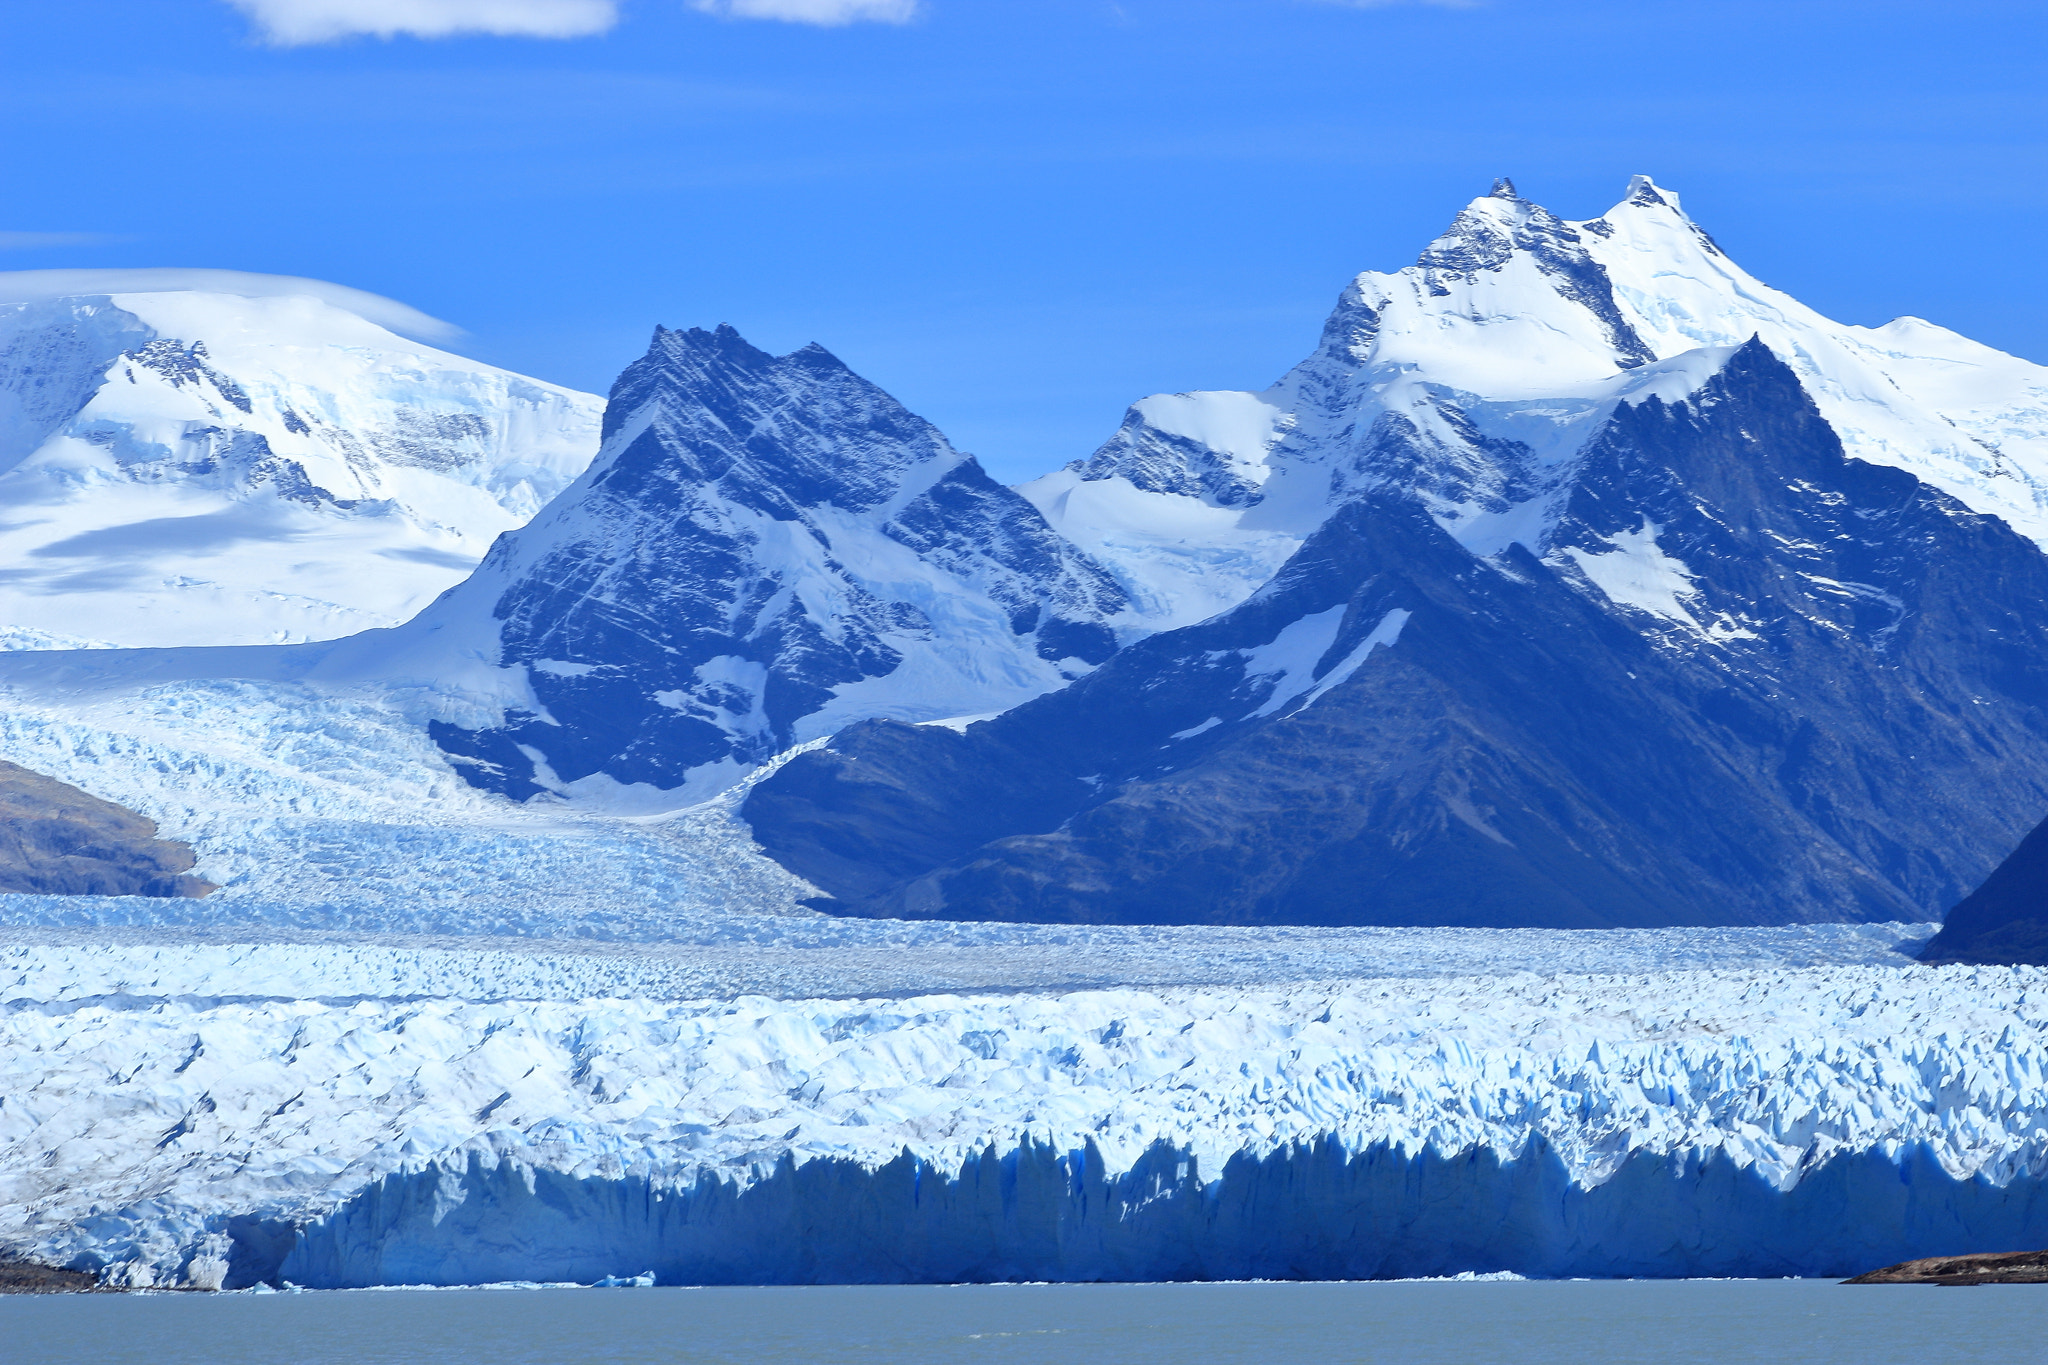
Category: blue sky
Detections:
[{"x1": 3, "y1": 0, "x2": 2043, "y2": 482}]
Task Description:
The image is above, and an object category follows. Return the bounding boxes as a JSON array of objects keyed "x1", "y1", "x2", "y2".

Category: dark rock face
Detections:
[
  {"x1": 430, "y1": 325, "x2": 1127, "y2": 800},
  {"x1": 0, "y1": 760, "x2": 214, "y2": 898},
  {"x1": 0, "y1": 1259, "x2": 104, "y2": 1293},
  {"x1": 1918, "y1": 816, "x2": 2048, "y2": 964},
  {"x1": 745, "y1": 343, "x2": 2048, "y2": 928}
]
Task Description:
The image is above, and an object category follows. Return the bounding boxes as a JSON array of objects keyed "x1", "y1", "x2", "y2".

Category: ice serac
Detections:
[
  {"x1": 1026, "y1": 177, "x2": 2048, "y2": 631},
  {"x1": 746, "y1": 342, "x2": 2048, "y2": 927},
  {"x1": 425, "y1": 325, "x2": 1128, "y2": 804},
  {"x1": 0, "y1": 283, "x2": 603, "y2": 647}
]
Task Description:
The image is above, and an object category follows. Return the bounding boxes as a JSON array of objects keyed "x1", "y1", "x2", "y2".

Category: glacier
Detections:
[{"x1": 18, "y1": 926, "x2": 2048, "y2": 1287}]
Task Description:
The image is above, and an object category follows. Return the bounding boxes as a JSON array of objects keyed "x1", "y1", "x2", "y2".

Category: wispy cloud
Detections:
[
  {"x1": 688, "y1": 0, "x2": 920, "y2": 24},
  {"x1": 224, "y1": 0, "x2": 620, "y2": 46},
  {"x1": 0, "y1": 269, "x2": 459, "y2": 341},
  {"x1": 0, "y1": 232, "x2": 128, "y2": 251}
]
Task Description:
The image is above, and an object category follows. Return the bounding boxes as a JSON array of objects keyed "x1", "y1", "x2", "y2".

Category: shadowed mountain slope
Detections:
[
  {"x1": 1920, "y1": 816, "x2": 2048, "y2": 965},
  {"x1": 745, "y1": 343, "x2": 2048, "y2": 928}
]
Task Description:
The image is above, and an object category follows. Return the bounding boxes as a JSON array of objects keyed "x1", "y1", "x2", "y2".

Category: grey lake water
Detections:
[{"x1": 4, "y1": 1279, "x2": 2044, "y2": 1365}]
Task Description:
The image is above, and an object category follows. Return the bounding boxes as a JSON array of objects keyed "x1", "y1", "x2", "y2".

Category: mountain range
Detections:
[{"x1": 3, "y1": 177, "x2": 2047, "y2": 931}]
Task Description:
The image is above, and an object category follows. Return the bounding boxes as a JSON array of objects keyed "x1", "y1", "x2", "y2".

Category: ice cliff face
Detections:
[
  {"x1": 748, "y1": 342, "x2": 2048, "y2": 927},
  {"x1": 424, "y1": 324, "x2": 1128, "y2": 804},
  {"x1": 8, "y1": 935, "x2": 2048, "y2": 1287},
  {"x1": 0, "y1": 285, "x2": 602, "y2": 648},
  {"x1": 1025, "y1": 177, "x2": 2048, "y2": 629}
]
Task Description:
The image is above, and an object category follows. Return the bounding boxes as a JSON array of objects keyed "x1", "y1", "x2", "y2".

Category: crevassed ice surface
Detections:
[
  {"x1": 0, "y1": 282, "x2": 604, "y2": 647},
  {"x1": 0, "y1": 639, "x2": 2006, "y2": 1287},
  {"x1": 27, "y1": 939, "x2": 2048, "y2": 1286}
]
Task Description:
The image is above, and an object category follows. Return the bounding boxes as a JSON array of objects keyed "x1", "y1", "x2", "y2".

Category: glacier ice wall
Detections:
[
  {"x1": 9, "y1": 952, "x2": 2048, "y2": 1287},
  {"x1": 279, "y1": 1134, "x2": 2048, "y2": 1288}
]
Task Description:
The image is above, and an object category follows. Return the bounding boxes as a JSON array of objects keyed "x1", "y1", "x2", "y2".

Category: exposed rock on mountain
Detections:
[
  {"x1": 1919, "y1": 815, "x2": 2048, "y2": 965},
  {"x1": 745, "y1": 343, "x2": 2048, "y2": 927},
  {"x1": 0, "y1": 759, "x2": 213, "y2": 898},
  {"x1": 424, "y1": 325, "x2": 1129, "y2": 803}
]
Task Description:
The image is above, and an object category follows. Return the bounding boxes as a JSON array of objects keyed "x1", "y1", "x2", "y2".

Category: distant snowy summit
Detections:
[
  {"x1": 1026, "y1": 176, "x2": 2048, "y2": 627},
  {"x1": 6, "y1": 176, "x2": 2048, "y2": 931},
  {"x1": 0, "y1": 273, "x2": 602, "y2": 648}
]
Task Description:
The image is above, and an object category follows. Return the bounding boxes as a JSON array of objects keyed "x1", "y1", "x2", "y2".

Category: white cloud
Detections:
[
  {"x1": 0, "y1": 269, "x2": 459, "y2": 341},
  {"x1": 689, "y1": 0, "x2": 919, "y2": 24},
  {"x1": 225, "y1": 0, "x2": 620, "y2": 46}
]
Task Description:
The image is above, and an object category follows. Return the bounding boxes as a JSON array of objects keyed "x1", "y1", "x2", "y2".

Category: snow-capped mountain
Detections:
[
  {"x1": 747, "y1": 340, "x2": 2048, "y2": 927},
  {"x1": 422, "y1": 324, "x2": 1129, "y2": 804},
  {"x1": 0, "y1": 278, "x2": 603, "y2": 648},
  {"x1": 1025, "y1": 177, "x2": 2048, "y2": 628}
]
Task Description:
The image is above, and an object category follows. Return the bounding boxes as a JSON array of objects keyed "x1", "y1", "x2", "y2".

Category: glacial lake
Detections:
[{"x1": 5, "y1": 1278, "x2": 2045, "y2": 1364}]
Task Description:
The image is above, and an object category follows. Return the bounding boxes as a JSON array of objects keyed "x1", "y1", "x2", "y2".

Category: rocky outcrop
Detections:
[
  {"x1": 0, "y1": 760, "x2": 213, "y2": 898},
  {"x1": 0, "y1": 1259, "x2": 104, "y2": 1293},
  {"x1": 1846, "y1": 1249, "x2": 2048, "y2": 1285}
]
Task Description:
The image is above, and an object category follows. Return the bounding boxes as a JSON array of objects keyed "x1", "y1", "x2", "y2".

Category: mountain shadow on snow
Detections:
[{"x1": 744, "y1": 342, "x2": 2048, "y2": 929}]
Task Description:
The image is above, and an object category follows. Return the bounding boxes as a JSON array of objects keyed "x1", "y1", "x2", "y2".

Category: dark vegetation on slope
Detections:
[
  {"x1": 0, "y1": 759, "x2": 214, "y2": 898},
  {"x1": 746, "y1": 344, "x2": 2048, "y2": 929},
  {"x1": 1920, "y1": 815, "x2": 2048, "y2": 965}
]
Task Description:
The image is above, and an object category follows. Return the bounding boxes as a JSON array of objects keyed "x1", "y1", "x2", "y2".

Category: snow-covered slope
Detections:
[
  {"x1": 1027, "y1": 177, "x2": 2048, "y2": 627},
  {"x1": 0, "y1": 277, "x2": 603, "y2": 647},
  {"x1": 422, "y1": 324, "x2": 1128, "y2": 805}
]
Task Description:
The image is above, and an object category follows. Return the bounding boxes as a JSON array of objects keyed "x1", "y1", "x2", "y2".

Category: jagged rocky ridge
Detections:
[
  {"x1": 746, "y1": 342, "x2": 2048, "y2": 927},
  {"x1": 427, "y1": 325, "x2": 1129, "y2": 802},
  {"x1": 1023, "y1": 177, "x2": 2048, "y2": 632}
]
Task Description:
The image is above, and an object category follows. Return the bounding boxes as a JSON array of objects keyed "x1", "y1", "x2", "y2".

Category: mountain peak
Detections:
[
  {"x1": 1488, "y1": 177, "x2": 1519, "y2": 200},
  {"x1": 1623, "y1": 175, "x2": 1675, "y2": 209}
]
